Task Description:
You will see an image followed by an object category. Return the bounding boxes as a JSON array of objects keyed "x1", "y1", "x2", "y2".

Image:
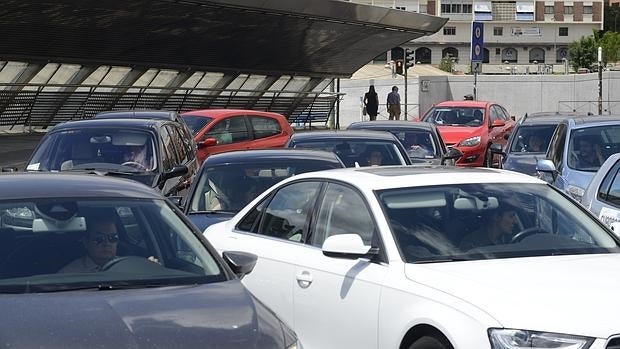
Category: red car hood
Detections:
[{"x1": 436, "y1": 126, "x2": 483, "y2": 145}]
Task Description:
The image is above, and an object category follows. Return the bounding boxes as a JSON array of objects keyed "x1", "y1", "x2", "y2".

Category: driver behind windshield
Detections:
[
  {"x1": 59, "y1": 214, "x2": 120, "y2": 273},
  {"x1": 459, "y1": 206, "x2": 518, "y2": 251},
  {"x1": 121, "y1": 140, "x2": 153, "y2": 171}
]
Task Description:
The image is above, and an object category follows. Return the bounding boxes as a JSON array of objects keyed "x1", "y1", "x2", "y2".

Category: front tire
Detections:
[
  {"x1": 408, "y1": 335, "x2": 453, "y2": 349},
  {"x1": 484, "y1": 146, "x2": 494, "y2": 168}
]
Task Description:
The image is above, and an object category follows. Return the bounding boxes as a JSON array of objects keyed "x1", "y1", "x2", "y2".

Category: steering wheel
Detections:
[
  {"x1": 100, "y1": 256, "x2": 132, "y2": 271},
  {"x1": 510, "y1": 227, "x2": 550, "y2": 243},
  {"x1": 121, "y1": 161, "x2": 147, "y2": 170}
]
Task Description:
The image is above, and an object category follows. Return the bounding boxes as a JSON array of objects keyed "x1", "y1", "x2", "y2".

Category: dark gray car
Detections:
[
  {"x1": 494, "y1": 112, "x2": 576, "y2": 175},
  {"x1": 346, "y1": 121, "x2": 462, "y2": 165},
  {"x1": 0, "y1": 173, "x2": 299, "y2": 349}
]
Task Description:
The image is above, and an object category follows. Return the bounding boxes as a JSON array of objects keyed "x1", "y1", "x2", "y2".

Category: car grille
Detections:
[{"x1": 607, "y1": 337, "x2": 620, "y2": 349}]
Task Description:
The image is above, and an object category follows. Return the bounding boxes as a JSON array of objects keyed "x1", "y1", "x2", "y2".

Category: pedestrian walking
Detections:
[
  {"x1": 386, "y1": 86, "x2": 401, "y2": 120},
  {"x1": 363, "y1": 85, "x2": 379, "y2": 121}
]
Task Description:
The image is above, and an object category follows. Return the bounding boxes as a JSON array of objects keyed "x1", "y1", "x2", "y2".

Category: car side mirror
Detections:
[
  {"x1": 197, "y1": 138, "x2": 218, "y2": 149},
  {"x1": 222, "y1": 251, "x2": 257, "y2": 279},
  {"x1": 510, "y1": 115, "x2": 516, "y2": 121},
  {"x1": 489, "y1": 143, "x2": 505, "y2": 156},
  {"x1": 536, "y1": 159, "x2": 557, "y2": 182},
  {"x1": 1, "y1": 167, "x2": 18, "y2": 172},
  {"x1": 441, "y1": 147, "x2": 463, "y2": 165},
  {"x1": 161, "y1": 165, "x2": 188, "y2": 181},
  {"x1": 322, "y1": 234, "x2": 378, "y2": 259},
  {"x1": 491, "y1": 120, "x2": 506, "y2": 128}
]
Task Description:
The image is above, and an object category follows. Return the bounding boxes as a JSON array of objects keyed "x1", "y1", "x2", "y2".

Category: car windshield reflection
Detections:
[
  {"x1": 509, "y1": 125, "x2": 556, "y2": 153},
  {"x1": 378, "y1": 183, "x2": 620, "y2": 263},
  {"x1": 567, "y1": 126, "x2": 620, "y2": 172},
  {"x1": 0, "y1": 198, "x2": 224, "y2": 293},
  {"x1": 424, "y1": 107, "x2": 485, "y2": 127}
]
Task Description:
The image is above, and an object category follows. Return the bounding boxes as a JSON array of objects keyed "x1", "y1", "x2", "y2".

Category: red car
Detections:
[
  {"x1": 421, "y1": 100, "x2": 515, "y2": 167},
  {"x1": 181, "y1": 109, "x2": 294, "y2": 163}
]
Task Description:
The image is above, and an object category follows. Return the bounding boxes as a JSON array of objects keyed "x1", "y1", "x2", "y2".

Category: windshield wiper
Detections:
[
  {"x1": 413, "y1": 257, "x2": 474, "y2": 264},
  {"x1": 65, "y1": 168, "x2": 142, "y2": 175},
  {"x1": 191, "y1": 210, "x2": 237, "y2": 214}
]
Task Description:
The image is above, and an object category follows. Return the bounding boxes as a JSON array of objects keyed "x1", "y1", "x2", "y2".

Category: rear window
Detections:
[{"x1": 291, "y1": 140, "x2": 407, "y2": 167}]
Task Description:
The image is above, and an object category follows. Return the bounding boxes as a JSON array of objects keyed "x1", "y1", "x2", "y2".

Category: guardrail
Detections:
[{"x1": 0, "y1": 83, "x2": 340, "y2": 130}]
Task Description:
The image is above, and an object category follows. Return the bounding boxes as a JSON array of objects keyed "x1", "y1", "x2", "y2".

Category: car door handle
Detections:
[{"x1": 296, "y1": 270, "x2": 313, "y2": 288}]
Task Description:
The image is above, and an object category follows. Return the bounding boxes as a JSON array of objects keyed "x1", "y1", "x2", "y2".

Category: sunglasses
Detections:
[{"x1": 90, "y1": 232, "x2": 120, "y2": 245}]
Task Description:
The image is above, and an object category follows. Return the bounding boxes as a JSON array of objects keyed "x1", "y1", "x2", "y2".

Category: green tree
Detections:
[
  {"x1": 599, "y1": 31, "x2": 620, "y2": 64},
  {"x1": 569, "y1": 35, "x2": 597, "y2": 71},
  {"x1": 439, "y1": 55, "x2": 455, "y2": 73},
  {"x1": 604, "y1": 4, "x2": 620, "y2": 32}
]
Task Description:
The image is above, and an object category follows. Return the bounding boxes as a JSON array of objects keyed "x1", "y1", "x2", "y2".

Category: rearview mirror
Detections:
[
  {"x1": 222, "y1": 251, "x2": 257, "y2": 279},
  {"x1": 489, "y1": 143, "x2": 505, "y2": 156},
  {"x1": 441, "y1": 147, "x2": 463, "y2": 165},
  {"x1": 197, "y1": 138, "x2": 218, "y2": 149},
  {"x1": 491, "y1": 120, "x2": 506, "y2": 128},
  {"x1": 322, "y1": 234, "x2": 377, "y2": 259}
]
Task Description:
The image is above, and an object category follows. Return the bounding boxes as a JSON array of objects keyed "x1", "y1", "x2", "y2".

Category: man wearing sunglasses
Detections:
[{"x1": 60, "y1": 215, "x2": 120, "y2": 273}]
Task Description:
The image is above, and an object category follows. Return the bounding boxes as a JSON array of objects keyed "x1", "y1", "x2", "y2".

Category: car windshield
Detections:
[
  {"x1": 181, "y1": 115, "x2": 213, "y2": 136},
  {"x1": 391, "y1": 130, "x2": 440, "y2": 159},
  {"x1": 0, "y1": 198, "x2": 225, "y2": 293},
  {"x1": 423, "y1": 107, "x2": 485, "y2": 127},
  {"x1": 189, "y1": 160, "x2": 341, "y2": 213},
  {"x1": 378, "y1": 183, "x2": 619, "y2": 263},
  {"x1": 291, "y1": 140, "x2": 406, "y2": 167},
  {"x1": 27, "y1": 129, "x2": 157, "y2": 173},
  {"x1": 567, "y1": 125, "x2": 620, "y2": 172},
  {"x1": 509, "y1": 124, "x2": 557, "y2": 153}
]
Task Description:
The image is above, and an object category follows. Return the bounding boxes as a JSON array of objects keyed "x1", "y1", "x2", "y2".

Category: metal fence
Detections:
[
  {"x1": 558, "y1": 100, "x2": 620, "y2": 115},
  {"x1": 0, "y1": 83, "x2": 340, "y2": 130}
]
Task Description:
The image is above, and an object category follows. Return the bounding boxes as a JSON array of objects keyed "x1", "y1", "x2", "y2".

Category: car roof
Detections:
[
  {"x1": 348, "y1": 121, "x2": 433, "y2": 131},
  {"x1": 290, "y1": 130, "x2": 398, "y2": 142},
  {"x1": 50, "y1": 118, "x2": 162, "y2": 131},
  {"x1": 203, "y1": 149, "x2": 344, "y2": 166},
  {"x1": 568, "y1": 115, "x2": 620, "y2": 127},
  {"x1": 0, "y1": 173, "x2": 162, "y2": 200},
  {"x1": 94, "y1": 110, "x2": 178, "y2": 121},
  {"x1": 433, "y1": 100, "x2": 490, "y2": 108},
  {"x1": 286, "y1": 166, "x2": 545, "y2": 191},
  {"x1": 181, "y1": 109, "x2": 286, "y2": 119},
  {"x1": 519, "y1": 112, "x2": 585, "y2": 125}
]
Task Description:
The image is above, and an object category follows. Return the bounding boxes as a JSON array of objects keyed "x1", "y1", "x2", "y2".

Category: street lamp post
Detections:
[{"x1": 598, "y1": 46, "x2": 603, "y2": 115}]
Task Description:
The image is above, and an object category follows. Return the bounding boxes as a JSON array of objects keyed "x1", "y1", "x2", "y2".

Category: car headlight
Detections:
[
  {"x1": 567, "y1": 185, "x2": 586, "y2": 202},
  {"x1": 459, "y1": 136, "x2": 481, "y2": 147},
  {"x1": 489, "y1": 328, "x2": 594, "y2": 349},
  {"x1": 286, "y1": 341, "x2": 301, "y2": 349}
]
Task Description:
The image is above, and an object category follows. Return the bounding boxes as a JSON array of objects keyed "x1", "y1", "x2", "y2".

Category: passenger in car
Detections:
[
  {"x1": 59, "y1": 214, "x2": 120, "y2": 273},
  {"x1": 574, "y1": 136, "x2": 604, "y2": 168},
  {"x1": 459, "y1": 206, "x2": 518, "y2": 251},
  {"x1": 525, "y1": 134, "x2": 545, "y2": 153}
]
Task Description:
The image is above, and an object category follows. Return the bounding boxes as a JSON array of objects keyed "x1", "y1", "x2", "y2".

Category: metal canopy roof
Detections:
[{"x1": 1, "y1": 0, "x2": 447, "y2": 78}]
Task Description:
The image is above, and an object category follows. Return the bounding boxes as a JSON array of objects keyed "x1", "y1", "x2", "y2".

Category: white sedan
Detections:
[{"x1": 205, "y1": 166, "x2": 620, "y2": 349}]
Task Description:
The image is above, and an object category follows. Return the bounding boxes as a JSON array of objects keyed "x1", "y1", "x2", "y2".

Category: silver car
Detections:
[{"x1": 582, "y1": 152, "x2": 620, "y2": 232}]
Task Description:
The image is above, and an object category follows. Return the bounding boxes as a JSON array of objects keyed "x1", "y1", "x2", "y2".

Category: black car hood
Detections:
[
  {"x1": 503, "y1": 154, "x2": 542, "y2": 176},
  {"x1": 0, "y1": 280, "x2": 286, "y2": 349},
  {"x1": 188, "y1": 212, "x2": 236, "y2": 231}
]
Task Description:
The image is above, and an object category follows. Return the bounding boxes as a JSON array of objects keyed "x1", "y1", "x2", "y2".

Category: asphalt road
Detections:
[{"x1": 0, "y1": 134, "x2": 44, "y2": 170}]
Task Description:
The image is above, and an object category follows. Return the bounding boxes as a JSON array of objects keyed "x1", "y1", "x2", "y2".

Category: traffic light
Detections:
[
  {"x1": 405, "y1": 48, "x2": 415, "y2": 70},
  {"x1": 395, "y1": 59, "x2": 404, "y2": 75}
]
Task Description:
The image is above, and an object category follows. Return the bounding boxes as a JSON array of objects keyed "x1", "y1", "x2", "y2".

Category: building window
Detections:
[
  {"x1": 395, "y1": 6, "x2": 406, "y2": 10},
  {"x1": 544, "y1": 5, "x2": 554, "y2": 14},
  {"x1": 584, "y1": 5, "x2": 593, "y2": 14},
  {"x1": 443, "y1": 26, "x2": 456, "y2": 35},
  {"x1": 463, "y1": 4, "x2": 473, "y2": 12},
  {"x1": 451, "y1": 4, "x2": 462, "y2": 12},
  {"x1": 441, "y1": 3, "x2": 451, "y2": 13},
  {"x1": 559, "y1": 27, "x2": 568, "y2": 36},
  {"x1": 564, "y1": 6, "x2": 573, "y2": 14},
  {"x1": 496, "y1": 48, "x2": 501, "y2": 55},
  {"x1": 493, "y1": 27, "x2": 503, "y2": 35}
]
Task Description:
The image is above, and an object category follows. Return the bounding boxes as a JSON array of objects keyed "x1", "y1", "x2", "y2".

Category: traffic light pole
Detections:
[{"x1": 404, "y1": 66, "x2": 408, "y2": 121}]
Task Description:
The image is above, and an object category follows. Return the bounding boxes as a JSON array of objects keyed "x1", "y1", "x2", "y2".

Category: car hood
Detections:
[
  {"x1": 405, "y1": 254, "x2": 620, "y2": 338},
  {"x1": 0, "y1": 280, "x2": 287, "y2": 349},
  {"x1": 503, "y1": 154, "x2": 544, "y2": 176},
  {"x1": 188, "y1": 212, "x2": 236, "y2": 231},
  {"x1": 436, "y1": 126, "x2": 482, "y2": 145}
]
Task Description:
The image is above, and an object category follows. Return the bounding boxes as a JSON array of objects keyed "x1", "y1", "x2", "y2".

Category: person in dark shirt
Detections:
[
  {"x1": 363, "y1": 85, "x2": 379, "y2": 121},
  {"x1": 386, "y1": 86, "x2": 401, "y2": 120}
]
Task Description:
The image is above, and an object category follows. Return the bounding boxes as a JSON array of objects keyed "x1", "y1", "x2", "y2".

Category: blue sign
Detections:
[{"x1": 471, "y1": 21, "x2": 484, "y2": 61}]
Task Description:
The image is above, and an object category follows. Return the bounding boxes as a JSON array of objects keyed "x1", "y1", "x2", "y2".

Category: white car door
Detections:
[
  {"x1": 292, "y1": 182, "x2": 389, "y2": 349},
  {"x1": 204, "y1": 180, "x2": 322, "y2": 328}
]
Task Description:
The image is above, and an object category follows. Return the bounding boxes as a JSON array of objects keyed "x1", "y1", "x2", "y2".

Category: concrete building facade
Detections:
[{"x1": 351, "y1": 0, "x2": 603, "y2": 67}]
